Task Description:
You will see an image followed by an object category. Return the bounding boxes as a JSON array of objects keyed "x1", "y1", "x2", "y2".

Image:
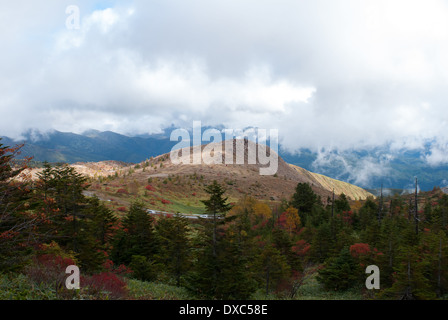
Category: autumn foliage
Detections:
[
  {"x1": 145, "y1": 185, "x2": 156, "y2": 191},
  {"x1": 116, "y1": 188, "x2": 129, "y2": 194},
  {"x1": 350, "y1": 243, "x2": 371, "y2": 258}
]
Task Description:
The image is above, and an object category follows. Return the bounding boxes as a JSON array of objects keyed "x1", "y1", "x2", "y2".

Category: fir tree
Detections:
[
  {"x1": 317, "y1": 246, "x2": 360, "y2": 291},
  {"x1": 155, "y1": 214, "x2": 192, "y2": 286},
  {"x1": 111, "y1": 201, "x2": 156, "y2": 265},
  {"x1": 290, "y1": 183, "x2": 318, "y2": 224}
]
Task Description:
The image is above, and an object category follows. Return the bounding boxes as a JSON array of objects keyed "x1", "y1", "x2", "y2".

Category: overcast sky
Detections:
[{"x1": 2, "y1": 0, "x2": 448, "y2": 167}]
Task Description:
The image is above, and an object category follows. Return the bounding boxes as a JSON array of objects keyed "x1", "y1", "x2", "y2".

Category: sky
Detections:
[{"x1": 2, "y1": 0, "x2": 448, "y2": 171}]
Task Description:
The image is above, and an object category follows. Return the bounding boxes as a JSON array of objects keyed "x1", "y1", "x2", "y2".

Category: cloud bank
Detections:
[{"x1": 2, "y1": 0, "x2": 448, "y2": 167}]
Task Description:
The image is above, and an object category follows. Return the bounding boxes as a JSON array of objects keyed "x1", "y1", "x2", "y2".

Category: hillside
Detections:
[
  {"x1": 4, "y1": 129, "x2": 448, "y2": 191},
  {"x1": 289, "y1": 164, "x2": 374, "y2": 201},
  {"x1": 22, "y1": 139, "x2": 373, "y2": 215}
]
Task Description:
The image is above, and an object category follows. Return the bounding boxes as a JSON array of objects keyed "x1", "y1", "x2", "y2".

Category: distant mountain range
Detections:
[
  {"x1": 2, "y1": 129, "x2": 448, "y2": 191},
  {"x1": 1, "y1": 129, "x2": 175, "y2": 164}
]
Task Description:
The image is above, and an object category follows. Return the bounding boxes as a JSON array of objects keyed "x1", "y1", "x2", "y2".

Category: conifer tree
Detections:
[
  {"x1": 334, "y1": 193, "x2": 351, "y2": 213},
  {"x1": 187, "y1": 181, "x2": 231, "y2": 298},
  {"x1": 290, "y1": 183, "x2": 318, "y2": 224},
  {"x1": 0, "y1": 140, "x2": 35, "y2": 270},
  {"x1": 257, "y1": 242, "x2": 291, "y2": 296},
  {"x1": 155, "y1": 214, "x2": 191, "y2": 286},
  {"x1": 84, "y1": 195, "x2": 117, "y2": 247},
  {"x1": 201, "y1": 180, "x2": 232, "y2": 257},
  {"x1": 215, "y1": 231, "x2": 258, "y2": 299},
  {"x1": 111, "y1": 201, "x2": 156, "y2": 265},
  {"x1": 317, "y1": 246, "x2": 360, "y2": 291}
]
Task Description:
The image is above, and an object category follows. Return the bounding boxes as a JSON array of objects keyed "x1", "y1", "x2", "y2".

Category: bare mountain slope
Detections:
[
  {"x1": 23, "y1": 139, "x2": 373, "y2": 204},
  {"x1": 138, "y1": 139, "x2": 373, "y2": 201}
]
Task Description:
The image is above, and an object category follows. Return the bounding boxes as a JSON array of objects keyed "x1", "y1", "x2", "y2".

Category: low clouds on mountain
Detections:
[{"x1": 2, "y1": 0, "x2": 448, "y2": 168}]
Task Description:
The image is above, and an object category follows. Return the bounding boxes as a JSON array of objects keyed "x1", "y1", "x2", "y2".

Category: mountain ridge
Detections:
[
  {"x1": 20, "y1": 138, "x2": 374, "y2": 201},
  {"x1": 2, "y1": 128, "x2": 447, "y2": 191}
]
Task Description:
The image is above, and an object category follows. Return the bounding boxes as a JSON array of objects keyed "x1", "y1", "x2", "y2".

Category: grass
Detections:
[
  {"x1": 126, "y1": 279, "x2": 193, "y2": 300},
  {"x1": 0, "y1": 268, "x2": 366, "y2": 300},
  {"x1": 94, "y1": 176, "x2": 247, "y2": 215},
  {"x1": 0, "y1": 273, "x2": 59, "y2": 300},
  {"x1": 0, "y1": 272, "x2": 193, "y2": 300},
  {"x1": 294, "y1": 272, "x2": 364, "y2": 300}
]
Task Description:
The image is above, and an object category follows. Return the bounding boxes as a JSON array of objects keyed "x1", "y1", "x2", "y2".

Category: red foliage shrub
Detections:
[
  {"x1": 337, "y1": 210, "x2": 353, "y2": 224},
  {"x1": 145, "y1": 185, "x2": 156, "y2": 191},
  {"x1": 161, "y1": 199, "x2": 171, "y2": 204},
  {"x1": 116, "y1": 188, "x2": 129, "y2": 194},
  {"x1": 350, "y1": 243, "x2": 371, "y2": 258},
  {"x1": 115, "y1": 264, "x2": 133, "y2": 276},
  {"x1": 117, "y1": 207, "x2": 127, "y2": 212},
  {"x1": 37, "y1": 254, "x2": 76, "y2": 270},
  {"x1": 292, "y1": 240, "x2": 311, "y2": 257},
  {"x1": 102, "y1": 259, "x2": 133, "y2": 276},
  {"x1": 81, "y1": 272, "x2": 128, "y2": 299},
  {"x1": 252, "y1": 219, "x2": 269, "y2": 231},
  {"x1": 191, "y1": 192, "x2": 196, "y2": 196},
  {"x1": 0, "y1": 230, "x2": 18, "y2": 240},
  {"x1": 26, "y1": 254, "x2": 77, "y2": 290},
  {"x1": 102, "y1": 259, "x2": 114, "y2": 271}
]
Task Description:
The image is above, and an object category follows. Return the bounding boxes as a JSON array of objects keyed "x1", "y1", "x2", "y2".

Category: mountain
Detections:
[
  {"x1": 1, "y1": 129, "x2": 176, "y2": 163},
  {"x1": 23, "y1": 138, "x2": 373, "y2": 204},
  {"x1": 2, "y1": 128, "x2": 447, "y2": 191},
  {"x1": 281, "y1": 146, "x2": 448, "y2": 192}
]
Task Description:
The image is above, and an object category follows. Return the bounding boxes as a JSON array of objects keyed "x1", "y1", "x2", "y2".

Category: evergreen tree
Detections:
[
  {"x1": 317, "y1": 246, "x2": 360, "y2": 291},
  {"x1": 272, "y1": 228, "x2": 302, "y2": 273},
  {"x1": 257, "y1": 243, "x2": 291, "y2": 296},
  {"x1": 201, "y1": 180, "x2": 232, "y2": 256},
  {"x1": 155, "y1": 214, "x2": 192, "y2": 286},
  {"x1": 290, "y1": 183, "x2": 318, "y2": 224},
  {"x1": 187, "y1": 181, "x2": 231, "y2": 298},
  {"x1": 357, "y1": 197, "x2": 378, "y2": 231},
  {"x1": 215, "y1": 232, "x2": 258, "y2": 299},
  {"x1": 334, "y1": 193, "x2": 351, "y2": 213},
  {"x1": 381, "y1": 243, "x2": 435, "y2": 300},
  {"x1": 129, "y1": 255, "x2": 156, "y2": 282},
  {"x1": 111, "y1": 201, "x2": 156, "y2": 265},
  {"x1": 0, "y1": 140, "x2": 35, "y2": 271},
  {"x1": 84, "y1": 196, "x2": 117, "y2": 247},
  {"x1": 76, "y1": 196, "x2": 117, "y2": 272},
  {"x1": 310, "y1": 222, "x2": 334, "y2": 262}
]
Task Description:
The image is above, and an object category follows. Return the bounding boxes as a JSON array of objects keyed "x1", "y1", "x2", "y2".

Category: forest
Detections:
[{"x1": 1, "y1": 139, "x2": 448, "y2": 300}]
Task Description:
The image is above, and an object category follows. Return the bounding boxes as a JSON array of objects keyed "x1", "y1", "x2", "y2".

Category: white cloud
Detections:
[
  {"x1": 425, "y1": 143, "x2": 448, "y2": 166},
  {"x1": 1, "y1": 0, "x2": 448, "y2": 170},
  {"x1": 311, "y1": 149, "x2": 392, "y2": 187}
]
